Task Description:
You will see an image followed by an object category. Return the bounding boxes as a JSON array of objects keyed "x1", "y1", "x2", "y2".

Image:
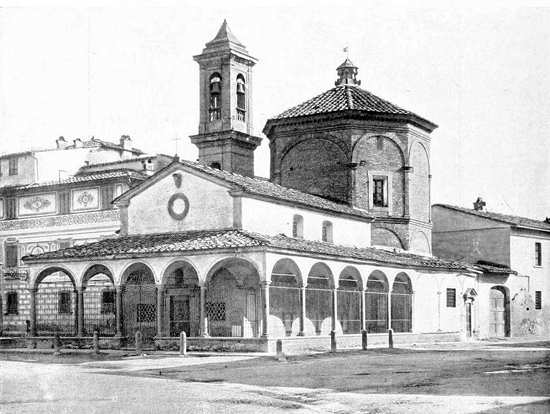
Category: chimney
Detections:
[
  {"x1": 73, "y1": 138, "x2": 83, "y2": 148},
  {"x1": 473, "y1": 197, "x2": 486, "y2": 211},
  {"x1": 56, "y1": 136, "x2": 68, "y2": 149},
  {"x1": 120, "y1": 135, "x2": 132, "y2": 150},
  {"x1": 545, "y1": 217, "x2": 550, "y2": 224}
]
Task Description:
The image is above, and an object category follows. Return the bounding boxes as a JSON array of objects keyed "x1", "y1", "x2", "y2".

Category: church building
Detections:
[{"x1": 15, "y1": 21, "x2": 523, "y2": 352}]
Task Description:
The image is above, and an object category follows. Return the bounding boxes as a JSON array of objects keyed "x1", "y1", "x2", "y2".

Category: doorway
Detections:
[
  {"x1": 169, "y1": 296, "x2": 190, "y2": 337},
  {"x1": 489, "y1": 286, "x2": 509, "y2": 337}
]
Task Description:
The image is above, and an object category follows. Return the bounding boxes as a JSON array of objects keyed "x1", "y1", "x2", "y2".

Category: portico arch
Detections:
[
  {"x1": 338, "y1": 266, "x2": 362, "y2": 334},
  {"x1": 34, "y1": 267, "x2": 77, "y2": 336},
  {"x1": 161, "y1": 260, "x2": 200, "y2": 337},
  {"x1": 306, "y1": 262, "x2": 334, "y2": 335},
  {"x1": 269, "y1": 258, "x2": 302, "y2": 337},
  {"x1": 391, "y1": 272, "x2": 413, "y2": 332},
  {"x1": 81, "y1": 264, "x2": 116, "y2": 336},
  {"x1": 121, "y1": 262, "x2": 156, "y2": 341},
  {"x1": 366, "y1": 270, "x2": 389, "y2": 333},
  {"x1": 205, "y1": 258, "x2": 261, "y2": 337}
]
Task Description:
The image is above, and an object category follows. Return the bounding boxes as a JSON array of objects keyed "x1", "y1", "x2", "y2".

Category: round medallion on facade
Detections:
[{"x1": 167, "y1": 193, "x2": 190, "y2": 220}]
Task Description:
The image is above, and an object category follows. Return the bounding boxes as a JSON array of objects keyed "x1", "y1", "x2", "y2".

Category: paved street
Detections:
[{"x1": 0, "y1": 341, "x2": 549, "y2": 413}]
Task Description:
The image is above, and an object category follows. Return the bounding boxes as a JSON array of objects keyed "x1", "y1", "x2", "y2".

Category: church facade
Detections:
[{"x1": 8, "y1": 21, "x2": 534, "y2": 352}]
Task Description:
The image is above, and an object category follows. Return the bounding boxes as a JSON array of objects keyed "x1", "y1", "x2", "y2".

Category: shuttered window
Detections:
[
  {"x1": 535, "y1": 242, "x2": 542, "y2": 266},
  {"x1": 6, "y1": 292, "x2": 18, "y2": 315},
  {"x1": 446, "y1": 288, "x2": 456, "y2": 307},
  {"x1": 6, "y1": 198, "x2": 16, "y2": 219},
  {"x1": 535, "y1": 291, "x2": 542, "y2": 310},
  {"x1": 59, "y1": 191, "x2": 70, "y2": 214},
  {"x1": 5, "y1": 244, "x2": 18, "y2": 267},
  {"x1": 101, "y1": 185, "x2": 115, "y2": 209}
]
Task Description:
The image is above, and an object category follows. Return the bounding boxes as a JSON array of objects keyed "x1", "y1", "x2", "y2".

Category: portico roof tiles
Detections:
[{"x1": 23, "y1": 229, "x2": 472, "y2": 272}]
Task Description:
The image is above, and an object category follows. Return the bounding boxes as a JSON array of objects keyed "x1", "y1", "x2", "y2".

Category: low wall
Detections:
[
  {"x1": 23, "y1": 336, "x2": 126, "y2": 350},
  {"x1": 155, "y1": 336, "x2": 268, "y2": 352},
  {"x1": 268, "y1": 331, "x2": 461, "y2": 354}
]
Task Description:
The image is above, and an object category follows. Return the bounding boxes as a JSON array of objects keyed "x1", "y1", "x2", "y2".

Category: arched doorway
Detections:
[
  {"x1": 270, "y1": 258, "x2": 301, "y2": 337},
  {"x1": 391, "y1": 272, "x2": 412, "y2": 332},
  {"x1": 82, "y1": 265, "x2": 116, "y2": 336},
  {"x1": 338, "y1": 267, "x2": 362, "y2": 334},
  {"x1": 206, "y1": 259, "x2": 260, "y2": 337},
  {"x1": 35, "y1": 268, "x2": 77, "y2": 336},
  {"x1": 366, "y1": 271, "x2": 388, "y2": 333},
  {"x1": 489, "y1": 286, "x2": 509, "y2": 337},
  {"x1": 121, "y1": 263, "x2": 156, "y2": 341},
  {"x1": 162, "y1": 261, "x2": 200, "y2": 337},
  {"x1": 306, "y1": 262, "x2": 333, "y2": 336}
]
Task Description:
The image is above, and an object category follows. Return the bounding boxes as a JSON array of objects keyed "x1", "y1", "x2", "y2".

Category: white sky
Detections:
[{"x1": 1, "y1": 0, "x2": 549, "y2": 220}]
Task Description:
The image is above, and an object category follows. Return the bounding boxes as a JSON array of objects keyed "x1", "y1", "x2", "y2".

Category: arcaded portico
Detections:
[{"x1": 23, "y1": 229, "x2": 476, "y2": 351}]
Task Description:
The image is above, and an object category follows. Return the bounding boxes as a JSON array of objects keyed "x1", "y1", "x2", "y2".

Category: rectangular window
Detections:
[
  {"x1": 322, "y1": 221, "x2": 333, "y2": 243},
  {"x1": 446, "y1": 288, "x2": 456, "y2": 307},
  {"x1": 535, "y1": 291, "x2": 542, "y2": 310},
  {"x1": 59, "y1": 191, "x2": 70, "y2": 214},
  {"x1": 373, "y1": 177, "x2": 387, "y2": 207},
  {"x1": 58, "y1": 291, "x2": 72, "y2": 314},
  {"x1": 6, "y1": 292, "x2": 18, "y2": 315},
  {"x1": 136, "y1": 303, "x2": 156, "y2": 322},
  {"x1": 535, "y1": 242, "x2": 542, "y2": 266},
  {"x1": 6, "y1": 198, "x2": 16, "y2": 219},
  {"x1": 101, "y1": 185, "x2": 115, "y2": 209},
  {"x1": 101, "y1": 290, "x2": 115, "y2": 314},
  {"x1": 8, "y1": 157, "x2": 18, "y2": 176},
  {"x1": 5, "y1": 244, "x2": 18, "y2": 267}
]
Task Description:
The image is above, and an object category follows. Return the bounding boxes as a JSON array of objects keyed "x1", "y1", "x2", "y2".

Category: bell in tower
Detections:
[{"x1": 190, "y1": 20, "x2": 262, "y2": 177}]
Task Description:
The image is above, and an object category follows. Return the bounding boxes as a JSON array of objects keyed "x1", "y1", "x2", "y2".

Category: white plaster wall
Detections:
[
  {"x1": 127, "y1": 169, "x2": 234, "y2": 234},
  {"x1": 240, "y1": 197, "x2": 371, "y2": 247}
]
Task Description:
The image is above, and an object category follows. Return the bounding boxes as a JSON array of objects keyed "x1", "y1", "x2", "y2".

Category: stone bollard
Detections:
[
  {"x1": 179, "y1": 331, "x2": 187, "y2": 356},
  {"x1": 361, "y1": 330, "x2": 368, "y2": 350},
  {"x1": 135, "y1": 331, "x2": 143, "y2": 355},
  {"x1": 330, "y1": 330, "x2": 337, "y2": 353},
  {"x1": 53, "y1": 333, "x2": 61, "y2": 356},
  {"x1": 388, "y1": 328, "x2": 394, "y2": 349},
  {"x1": 276, "y1": 339, "x2": 286, "y2": 362},
  {"x1": 93, "y1": 330, "x2": 100, "y2": 354}
]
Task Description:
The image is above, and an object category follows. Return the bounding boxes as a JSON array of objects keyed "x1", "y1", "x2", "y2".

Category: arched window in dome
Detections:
[
  {"x1": 236, "y1": 74, "x2": 246, "y2": 121},
  {"x1": 209, "y1": 73, "x2": 222, "y2": 121}
]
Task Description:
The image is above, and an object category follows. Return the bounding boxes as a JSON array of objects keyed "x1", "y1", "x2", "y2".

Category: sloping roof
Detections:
[
  {"x1": 433, "y1": 204, "x2": 550, "y2": 232},
  {"x1": 116, "y1": 159, "x2": 373, "y2": 220},
  {"x1": 22, "y1": 229, "x2": 472, "y2": 272},
  {"x1": 206, "y1": 19, "x2": 244, "y2": 48},
  {"x1": 264, "y1": 85, "x2": 437, "y2": 133},
  {"x1": 0, "y1": 170, "x2": 146, "y2": 193},
  {"x1": 475, "y1": 260, "x2": 517, "y2": 275}
]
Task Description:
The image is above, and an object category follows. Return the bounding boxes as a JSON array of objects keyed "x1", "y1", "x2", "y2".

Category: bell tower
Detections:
[{"x1": 190, "y1": 20, "x2": 262, "y2": 177}]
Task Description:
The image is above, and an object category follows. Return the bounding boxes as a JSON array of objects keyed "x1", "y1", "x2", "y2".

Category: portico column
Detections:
[
  {"x1": 387, "y1": 290, "x2": 392, "y2": 331},
  {"x1": 156, "y1": 285, "x2": 164, "y2": 337},
  {"x1": 115, "y1": 285, "x2": 123, "y2": 337},
  {"x1": 299, "y1": 285, "x2": 306, "y2": 336},
  {"x1": 360, "y1": 289, "x2": 366, "y2": 332},
  {"x1": 200, "y1": 285, "x2": 208, "y2": 337},
  {"x1": 331, "y1": 288, "x2": 337, "y2": 332},
  {"x1": 77, "y1": 287, "x2": 85, "y2": 337},
  {"x1": 261, "y1": 281, "x2": 270, "y2": 337},
  {"x1": 29, "y1": 287, "x2": 37, "y2": 336}
]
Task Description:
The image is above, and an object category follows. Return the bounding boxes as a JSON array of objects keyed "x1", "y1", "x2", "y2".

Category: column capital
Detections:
[
  {"x1": 27, "y1": 287, "x2": 38, "y2": 293},
  {"x1": 260, "y1": 281, "x2": 271, "y2": 287}
]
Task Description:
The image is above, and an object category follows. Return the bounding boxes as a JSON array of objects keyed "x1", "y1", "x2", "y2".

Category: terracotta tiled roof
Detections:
[
  {"x1": 22, "y1": 229, "x2": 472, "y2": 272},
  {"x1": 433, "y1": 204, "x2": 550, "y2": 232},
  {"x1": 475, "y1": 260, "x2": 517, "y2": 275},
  {"x1": 177, "y1": 160, "x2": 373, "y2": 219},
  {"x1": 0, "y1": 170, "x2": 146, "y2": 193},
  {"x1": 264, "y1": 85, "x2": 437, "y2": 132}
]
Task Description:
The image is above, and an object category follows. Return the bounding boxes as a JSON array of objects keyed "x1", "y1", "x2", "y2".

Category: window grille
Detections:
[
  {"x1": 535, "y1": 242, "x2": 542, "y2": 266},
  {"x1": 206, "y1": 302, "x2": 226, "y2": 321},
  {"x1": 6, "y1": 292, "x2": 18, "y2": 315},
  {"x1": 446, "y1": 288, "x2": 456, "y2": 307},
  {"x1": 136, "y1": 303, "x2": 156, "y2": 323},
  {"x1": 366, "y1": 274, "x2": 388, "y2": 333},
  {"x1": 535, "y1": 291, "x2": 542, "y2": 310}
]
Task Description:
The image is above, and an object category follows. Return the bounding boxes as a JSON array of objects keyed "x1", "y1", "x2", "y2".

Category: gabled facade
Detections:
[{"x1": 432, "y1": 203, "x2": 550, "y2": 337}]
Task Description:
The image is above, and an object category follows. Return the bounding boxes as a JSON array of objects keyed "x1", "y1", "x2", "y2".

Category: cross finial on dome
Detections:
[{"x1": 335, "y1": 56, "x2": 361, "y2": 86}]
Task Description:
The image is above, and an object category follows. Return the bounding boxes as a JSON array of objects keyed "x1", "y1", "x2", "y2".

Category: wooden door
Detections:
[
  {"x1": 170, "y1": 296, "x2": 190, "y2": 337},
  {"x1": 489, "y1": 288, "x2": 506, "y2": 337}
]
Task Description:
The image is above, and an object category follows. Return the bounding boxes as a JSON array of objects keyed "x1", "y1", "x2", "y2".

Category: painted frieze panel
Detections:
[
  {"x1": 18, "y1": 193, "x2": 57, "y2": 216},
  {"x1": 71, "y1": 187, "x2": 100, "y2": 211}
]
